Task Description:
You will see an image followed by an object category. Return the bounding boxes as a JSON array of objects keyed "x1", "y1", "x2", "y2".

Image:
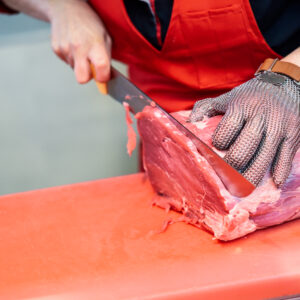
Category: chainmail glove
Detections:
[{"x1": 189, "y1": 71, "x2": 300, "y2": 188}]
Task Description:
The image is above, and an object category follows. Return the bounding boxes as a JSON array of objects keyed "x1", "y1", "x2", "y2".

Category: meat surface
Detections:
[{"x1": 137, "y1": 107, "x2": 300, "y2": 241}]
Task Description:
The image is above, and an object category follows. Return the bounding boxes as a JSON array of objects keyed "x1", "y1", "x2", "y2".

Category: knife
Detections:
[{"x1": 91, "y1": 66, "x2": 255, "y2": 197}]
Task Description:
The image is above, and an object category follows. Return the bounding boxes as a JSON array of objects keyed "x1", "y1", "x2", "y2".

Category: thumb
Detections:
[{"x1": 188, "y1": 91, "x2": 232, "y2": 123}]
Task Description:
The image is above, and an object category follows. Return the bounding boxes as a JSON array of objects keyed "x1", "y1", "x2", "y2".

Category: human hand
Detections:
[
  {"x1": 189, "y1": 71, "x2": 300, "y2": 188},
  {"x1": 50, "y1": 0, "x2": 112, "y2": 83}
]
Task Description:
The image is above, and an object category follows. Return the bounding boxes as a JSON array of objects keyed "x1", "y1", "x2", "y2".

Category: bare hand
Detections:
[{"x1": 50, "y1": 0, "x2": 112, "y2": 83}]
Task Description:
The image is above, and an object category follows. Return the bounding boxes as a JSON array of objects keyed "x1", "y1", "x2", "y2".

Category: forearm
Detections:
[
  {"x1": 2, "y1": 0, "x2": 53, "y2": 21},
  {"x1": 281, "y1": 47, "x2": 300, "y2": 67},
  {"x1": 2, "y1": 0, "x2": 85, "y2": 22}
]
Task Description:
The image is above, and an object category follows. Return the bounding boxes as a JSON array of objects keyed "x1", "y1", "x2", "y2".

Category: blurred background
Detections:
[{"x1": 0, "y1": 13, "x2": 138, "y2": 195}]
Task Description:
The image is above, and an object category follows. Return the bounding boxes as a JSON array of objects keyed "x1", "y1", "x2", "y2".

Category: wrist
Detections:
[
  {"x1": 256, "y1": 57, "x2": 300, "y2": 83},
  {"x1": 281, "y1": 47, "x2": 300, "y2": 68},
  {"x1": 48, "y1": 0, "x2": 89, "y2": 23}
]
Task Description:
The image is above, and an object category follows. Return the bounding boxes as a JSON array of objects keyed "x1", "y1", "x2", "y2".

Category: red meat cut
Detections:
[{"x1": 137, "y1": 107, "x2": 300, "y2": 241}]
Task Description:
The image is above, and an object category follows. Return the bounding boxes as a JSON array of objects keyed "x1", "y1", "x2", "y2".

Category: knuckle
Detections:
[
  {"x1": 95, "y1": 60, "x2": 109, "y2": 70},
  {"x1": 196, "y1": 102, "x2": 215, "y2": 114},
  {"x1": 189, "y1": 101, "x2": 217, "y2": 123},
  {"x1": 73, "y1": 40, "x2": 89, "y2": 53},
  {"x1": 51, "y1": 41, "x2": 60, "y2": 54},
  {"x1": 283, "y1": 139, "x2": 296, "y2": 149},
  {"x1": 265, "y1": 137, "x2": 281, "y2": 150},
  {"x1": 198, "y1": 98, "x2": 213, "y2": 107},
  {"x1": 71, "y1": 42, "x2": 81, "y2": 51},
  {"x1": 193, "y1": 100, "x2": 203, "y2": 107},
  {"x1": 60, "y1": 43, "x2": 70, "y2": 54},
  {"x1": 191, "y1": 103, "x2": 204, "y2": 115},
  {"x1": 248, "y1": 114, "x2": 264, "y2": 129}
]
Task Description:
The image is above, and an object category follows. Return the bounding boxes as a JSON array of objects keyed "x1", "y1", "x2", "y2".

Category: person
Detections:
[{"x1": 1, "y1": 0, "x2": 300, "y2": 188}]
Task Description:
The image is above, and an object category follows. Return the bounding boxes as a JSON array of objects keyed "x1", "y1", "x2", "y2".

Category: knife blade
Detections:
[{"x1": 92, "y1": 66, "x2": 255, "y2": 198}]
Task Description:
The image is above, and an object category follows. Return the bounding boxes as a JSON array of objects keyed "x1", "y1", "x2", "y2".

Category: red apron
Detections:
[{"x1": 89, "y1": 0, "x2": 280, "y2": 112}]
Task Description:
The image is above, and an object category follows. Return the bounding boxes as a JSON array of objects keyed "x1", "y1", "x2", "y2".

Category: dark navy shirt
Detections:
[{"x1": 124, "y1": 0, "x2": 300, "y2": 56}]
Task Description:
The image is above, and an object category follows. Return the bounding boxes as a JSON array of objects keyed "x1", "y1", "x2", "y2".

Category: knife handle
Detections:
[{"x1": 90, "y1": 64, "x2": 108, "y2": 95}]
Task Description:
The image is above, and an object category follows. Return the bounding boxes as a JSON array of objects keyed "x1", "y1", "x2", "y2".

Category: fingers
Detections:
[
  {"x1": 212, "y1": 109, "x2": 245, "y2": 150},
  {"x1": 88, "y1": 38, "x2": 111, "y2": 83},
  {"x1": 224, "y1": 114, "x2": 265, "y2": 170},
  {"x1": 188, "y1": 99, "x2": 217, "y2": 123},
  {"x1": 51, "y1": 29, "x2": 111, "y2": 84},
  {"x1": 243, "y1": 134, "x2": 281, "y2": 186},
  {"x1": 188, "y1": 92, "x2": 231, "y2": 123},
  {"x1": 272, "y1": 139, "x2": 300, "y2": 188},
  {"x1": 51, "y1": 38, "x2": 69, "y2": 64},
  {"x1": 74, "y1": 51, "x2": 91, "y2": 84},
  {"x1": 52, "y1": 41, "x2": 111, "y2": 84}
]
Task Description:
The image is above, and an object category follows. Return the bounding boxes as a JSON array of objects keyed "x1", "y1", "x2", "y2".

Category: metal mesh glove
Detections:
[{"x1": 189, "y1": 71, "x2": 300, "y2": 188}]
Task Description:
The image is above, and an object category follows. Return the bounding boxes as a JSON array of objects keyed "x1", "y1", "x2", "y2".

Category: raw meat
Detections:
[
  {"x1": 123, "y1": 102, "x2": 136, "y2": 156},
  {"x1": 137, "y1": 107, "x2": 300, "y2": 241}
]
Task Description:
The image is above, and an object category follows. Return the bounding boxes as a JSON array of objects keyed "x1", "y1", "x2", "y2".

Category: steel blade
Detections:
[{"x1": 105, "y1": 67, "x2": 255, "y2": 197}]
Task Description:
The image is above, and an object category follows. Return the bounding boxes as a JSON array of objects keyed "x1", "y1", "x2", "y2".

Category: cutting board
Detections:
[{"x1": 0, "y1": 173, "x2": 299, "y2": 299}]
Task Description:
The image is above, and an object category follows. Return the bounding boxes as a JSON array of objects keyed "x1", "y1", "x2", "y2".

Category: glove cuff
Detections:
[{"x1": 256, "y1": 58, "x2": 300, "y2": 83}]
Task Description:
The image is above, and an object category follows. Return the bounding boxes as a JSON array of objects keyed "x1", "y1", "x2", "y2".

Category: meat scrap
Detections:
[
  {"x1": 123, "y1": 102, "x2": 137, "y2": 156},
  {"x1": 137, "y1": 106, "x2": 300, "y2": 241}
]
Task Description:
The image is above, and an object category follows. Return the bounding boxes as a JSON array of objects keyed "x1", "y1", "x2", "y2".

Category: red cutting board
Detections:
[{"x1": 0, "y1": 173, "x2": 299, "y2": 300}]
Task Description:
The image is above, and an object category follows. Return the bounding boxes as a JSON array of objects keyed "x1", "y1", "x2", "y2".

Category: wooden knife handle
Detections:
[{"x1": 90, "y1": 64, "x2": 108, "y2": 95}]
